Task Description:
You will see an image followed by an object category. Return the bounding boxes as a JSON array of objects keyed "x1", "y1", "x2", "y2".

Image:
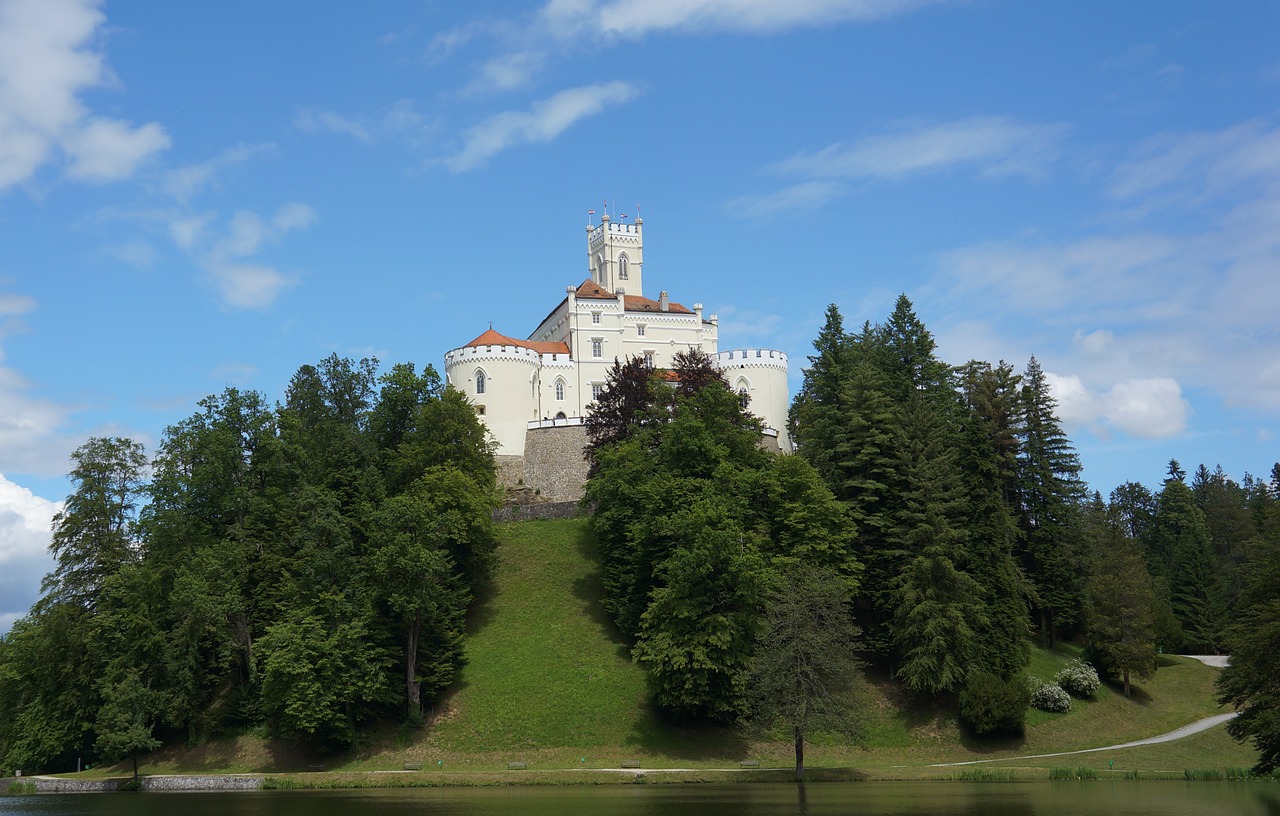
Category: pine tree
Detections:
[{"x1": 1016, "y1": 356, "x2": 1086, "y2": 646}]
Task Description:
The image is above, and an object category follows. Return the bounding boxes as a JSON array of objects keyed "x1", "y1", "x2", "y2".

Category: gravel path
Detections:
[
  {"x1": 1180, "y1": 654, "x2": 1230, "y2": 667},
  {"x1": 930, "y1": 712, "x2": 1239, "y2": 767}
]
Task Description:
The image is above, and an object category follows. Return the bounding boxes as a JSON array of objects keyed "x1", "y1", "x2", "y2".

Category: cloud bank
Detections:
[{"x1": 0, "y1": 0, "x2": 169, "y2": 191}]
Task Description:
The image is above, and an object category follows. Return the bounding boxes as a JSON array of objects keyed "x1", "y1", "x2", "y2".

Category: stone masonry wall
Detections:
[{"x1": 521, "y1": 424, "x2": 589, "y2": 503}]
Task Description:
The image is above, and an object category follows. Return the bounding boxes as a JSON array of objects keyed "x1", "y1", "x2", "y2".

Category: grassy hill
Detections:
[{"x1": 133, "y1": 516, "x2": 1256, "y2": 780}]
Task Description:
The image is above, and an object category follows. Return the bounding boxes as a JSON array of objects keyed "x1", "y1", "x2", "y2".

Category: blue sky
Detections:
[{"x1": 2, "y1": 0, "x2": 1278, "y2": 631}]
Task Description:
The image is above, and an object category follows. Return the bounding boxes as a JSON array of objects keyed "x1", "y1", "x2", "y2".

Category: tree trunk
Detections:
[
  {"x1": 132, "y1": 753, "x2": 139, "y2": 785},
  {"x1": 406, "y1": 612, "x2": 422, "y2": 714},
  {"x1": 1123, "y1": 669, "x2": 1131, "y2": 698},
  {"x1": 794, "y1": 728, "x2": 805, "y2": 782}
]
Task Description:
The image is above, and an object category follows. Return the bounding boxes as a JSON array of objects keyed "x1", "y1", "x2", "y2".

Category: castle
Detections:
[{"x1": 444, "y1": 211, "x2": 790, "y2": 501}]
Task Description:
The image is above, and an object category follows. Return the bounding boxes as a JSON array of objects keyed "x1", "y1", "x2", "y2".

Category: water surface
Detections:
[{"x1": 2, "y1": 781, "x2": 1276, "y2": 816}]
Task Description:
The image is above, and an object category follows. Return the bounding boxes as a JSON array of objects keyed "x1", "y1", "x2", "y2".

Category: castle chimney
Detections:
[{"x1": 659, "y1": 291, "x2": 669, "y2": 312}]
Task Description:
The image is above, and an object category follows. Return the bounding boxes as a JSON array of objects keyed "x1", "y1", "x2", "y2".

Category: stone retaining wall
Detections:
[
  {"x1": 492, "y1": 501, "x2": 582, "y2": 523},
  {"x1": 24, "y1": 774, "x2": 263, "y2": 793}
]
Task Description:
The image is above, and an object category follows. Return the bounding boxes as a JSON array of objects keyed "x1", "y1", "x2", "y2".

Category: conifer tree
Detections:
[{"x1": 1016, "y1": 356, "x2": 1086, "y2": 645}]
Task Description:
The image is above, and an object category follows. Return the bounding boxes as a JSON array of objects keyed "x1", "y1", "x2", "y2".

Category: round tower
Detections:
[{"x1": 716, "y1": 347, "x2": 791, "y2": 451}]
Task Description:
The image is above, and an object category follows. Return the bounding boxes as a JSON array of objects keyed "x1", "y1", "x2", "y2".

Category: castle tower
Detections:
[{"x1": 587, "y1": 212, "x2": 644, "y2": 297}]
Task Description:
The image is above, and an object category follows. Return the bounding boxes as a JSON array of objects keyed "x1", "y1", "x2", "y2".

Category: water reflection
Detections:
[{"x1": 0, "y1": 782, "x2": 1276, "y2": 816}]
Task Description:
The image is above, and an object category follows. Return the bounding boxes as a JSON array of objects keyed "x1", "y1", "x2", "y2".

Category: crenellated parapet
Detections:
[{"x1": 715, "y1": 348, "x2": 789, "y2": 373}]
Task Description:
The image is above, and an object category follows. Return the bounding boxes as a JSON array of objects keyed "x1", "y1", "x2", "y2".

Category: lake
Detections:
[{"x1": 1, "y1": 782, "x2": 1276, "y2": 816}]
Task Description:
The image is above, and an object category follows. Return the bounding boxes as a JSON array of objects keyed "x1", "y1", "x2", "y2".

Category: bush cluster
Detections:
[
  {"x1": 1055, "y1": 659, "x2": 1100, "y2": 698},
  {"x1": 959, "y1": 671, "x2": 1031, "y2": 736},
  {"x1": 1030, "y1": 682, "x2": 1072, "y2": 713}
]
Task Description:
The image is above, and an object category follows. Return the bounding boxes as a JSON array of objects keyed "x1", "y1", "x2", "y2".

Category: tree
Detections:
[
  {"x1": 889, "y1": 399, "x2": 986, "y2": 694},
  {"x1": 370, "y1": 467, "x2": 488, "y2": 714},
  {"x1": 1085, "y1": 536, "x2": 1157, "y2": 697},
  {"x1": 959, "y1": 670, "x2": 1031, "y2": 737},
  {"x1": 745, "y1": 565, "x2": 864, "y2": 781},
  {"x1": 255, "y1": 593, "x2": 393, "y2": 748},
  {"x1": 44, "y1": 437, "x2": 148, "y2": 609},
  {"x1": 584, "y1": 356, "x2": 661, "y2": 474},
  {"x1": 632, "y1": 503, "x2": 768, "y2": 721},
  {"x1": 93, "y1": 671, "x2": 161, "y2": 785},
  {"x1": 1016, "y1": 356, "x2": 1086, "y2": 645},
  {"x1": 1217, "y1": 538, "x2": 1280, "y2": 773}
]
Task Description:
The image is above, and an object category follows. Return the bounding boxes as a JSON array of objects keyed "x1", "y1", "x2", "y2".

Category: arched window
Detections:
[
  {"x1": 595, "y1": 253, "x2": 604, "y2": 282},
  {"x1": 475, "y1": 370, "x2": 486, "y2": 395},
  {"x1": 555, "y1": 378, "x2": 565, "y2": 400},
  {"x1": 735, "y1": 378, "x2": 750, "y2": 410},
  {"x1": 618, "y1": 253, "x2": 629, "y2": 279}
]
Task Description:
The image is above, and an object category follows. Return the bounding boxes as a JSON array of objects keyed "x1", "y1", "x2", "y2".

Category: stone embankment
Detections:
[{"x1": 23, "y1": 774, "x2": 263, "y2": 792}]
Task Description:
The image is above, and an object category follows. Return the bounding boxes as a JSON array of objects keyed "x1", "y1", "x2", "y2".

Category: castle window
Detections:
[
  {"x1": 643, "y1": 351, "x2": 654, "y2": 368},
  {"x1": 618, "y1": 254, "x2": 629, "y2": 279},
  {"x1": 738, "y1": 388, "x2": 749, "y2": 410},
  {"x1": 636, "y1": 324, "x2": 645, "y2": 337},
  {"x1": 592, "y1": 339, "x2": 603, "y2": 358},
  {"x1": 592, "y1": 383, "x2": 603, "y2": 401},
  {"x1": 475, "y1": 370, "x2": 486, "y2": 395},
  {"x1": 555, "y1": 379, "x2": 565, "y2": 400}
]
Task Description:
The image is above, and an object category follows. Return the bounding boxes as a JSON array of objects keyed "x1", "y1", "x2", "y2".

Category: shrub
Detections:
[
  {"x1": 1030, "y1": 682, "x2": 1072, "y2": 713},
  {"x1": 959, "y1": 671, "x2": 1031, "y2": 736},
  {"x1": 1055, "y1": 659, "x2": 1100, "y2": 698}
]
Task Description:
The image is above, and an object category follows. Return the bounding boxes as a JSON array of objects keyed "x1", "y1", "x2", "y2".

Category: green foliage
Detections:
[
  {"x1": 589, "y1": 347, "x2": 859, "y2": 724},
  {"x1": 744, "y1": 565, "x2": 865, "y2": 780},
  {"x1": 255, "y1": 594, "x2": 394, "y2": 748},
  {"x1": 959, "y1": 670, "x2": 1030, "y2": 737},
  {"x1": 1217, "y1": 538, "x2": 1280, "y2": 774},
  {"x1": 44, "y1": 437, "x2": 148, "y2": 609},
  {"x1": 632, "y1": 513, "x2": 768, "y2": 721},
  {"x1": 1084, "y1": 535, "x2": 1158, "y2": 696},
  {"x1": 1016, "y1": 356, "x2": 1087, "y2": 646},
  {"x1": 93, "y1": 671, "x2": 161, "y2": 782},
  {"x1": 0, "y1": 354, "x2": 497, "y2": 771}
]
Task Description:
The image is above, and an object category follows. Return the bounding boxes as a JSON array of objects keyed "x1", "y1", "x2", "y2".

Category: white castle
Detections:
[{"x1": 444, "y1": 211, "x2": 790, "y2": 500}]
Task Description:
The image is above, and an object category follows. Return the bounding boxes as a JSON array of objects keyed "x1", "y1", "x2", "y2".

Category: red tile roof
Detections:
[
  {"x1": 624, "y1": 294, "x2": 693, "y2": 314},
  {"x1": 574, "y1": 279, "x2": 615, "y2": 299},
  {"x1": 462, "y1": 328, "x2": 569, "y2": 355}
]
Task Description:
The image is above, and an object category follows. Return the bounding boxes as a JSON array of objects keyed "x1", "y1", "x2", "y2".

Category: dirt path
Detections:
[{"x1": 929, "y1": 712, "x2": 1239, "y2": 767}]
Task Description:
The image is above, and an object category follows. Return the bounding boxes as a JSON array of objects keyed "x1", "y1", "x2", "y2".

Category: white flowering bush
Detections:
[
  {"x1": 1055, "y1": 659, "x2": 1100, "y2": 698},
  {"x1": 1030, "y1": 682, "x2": 1072, "y2": 713}
]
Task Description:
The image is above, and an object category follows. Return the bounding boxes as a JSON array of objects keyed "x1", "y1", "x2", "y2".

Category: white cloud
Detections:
[
  {"x1": 0, "y1": 0, "x2": 169, "y2": 190},
  {"x1": 163, "y1": 143, "x2": 274, "y2": 202},
  {"x1": 1046, "y1": 373, "x2": 1190, "y2": 440},
  {"x1": 724, "y1": 181, "x2": 846, "y2": 219},
  {"x1": 294, "y1": 108, "x2": 373, "y2": 143},
  {"x1": 63, "y1": 117, "x2": 170, "y2": 182},
  {"x1": 779, "y1": 117, "x2": 1067, "y2": 181},
  {"x1": 175, "y1": 204, "x2": 316, "y2": 310},
  {"x1": 444, "y1": 81, "x2": 641, "y2": 172},
  {"x1": 553, "y1": 0, "x2": 944, "y2": 38},
  {"x1": 206, "y1": 262, "x2": 295, "y2": 311},
  {"x1": 468, "y1": 51, "x2": 547, "y2": 94},
  {"x1": 1111, "y1": 120, "x2": 1280, "y2": 201},
  {"x1": 0, "y1": 474, "x2": 58, "y2": 633},
  {"x1": 931, "y1": 120, "x2": 1280, "y2": 441}
]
